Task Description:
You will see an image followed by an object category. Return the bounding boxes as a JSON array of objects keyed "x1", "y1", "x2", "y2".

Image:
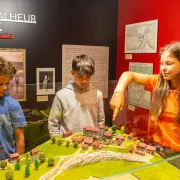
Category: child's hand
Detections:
[{"x1": 110, "y1": 92, "x2": 124, "y2": 121}]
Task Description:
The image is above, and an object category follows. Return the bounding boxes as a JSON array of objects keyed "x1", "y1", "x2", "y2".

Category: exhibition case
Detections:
[{"x1": 0, "y1": 80, "x2": 179, "y2": 180}]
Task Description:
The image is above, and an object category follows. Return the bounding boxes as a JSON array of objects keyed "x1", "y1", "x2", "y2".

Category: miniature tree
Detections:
[
  {"x1": 51, "y1": 136, "x2": 56, "y2": 144},
  {"x1": 25, "y1": 164, "x2": 30, "y2": 177},
  {"x1": 0, "y1": 160, "x2": 7, "y2": 170},
  {"x1": 140, "y1": 138, "x2": 144, "y2": 143},
  {"x1": 57, "y1": 139, "x2": 63, "y2": 146},
  {"x1": 15, "y1": 162, "x2": 21, "y2": 170},
  {"x1": 48, "y1": 157, "x2": 55, "y2": 166},
  {"x1": 120, "y1": 126, "x2": 125, "y2": 134},
  {"x1": 112, "y1": 125, "x2": 117, "y2": 132},
  {"x1": 5, "y1": 169, "x2": 13, "y2": 180},
  {"x1": 34, "y1": 159, "x2": 39, "y2": 170},
  {"x1": 74, "y1": 141, "x2": 78, "y2": 148},
  {"x1": 39, "y1": 152, "x2": 46, "y2": 163},
  {"x1": 66, "y1": 140, "x2": 70, "y2": 147}
]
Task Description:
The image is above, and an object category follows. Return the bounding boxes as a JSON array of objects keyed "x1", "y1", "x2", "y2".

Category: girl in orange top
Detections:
[{"x1": 110, "y1": 42, "x2": 180, "y2": 152}]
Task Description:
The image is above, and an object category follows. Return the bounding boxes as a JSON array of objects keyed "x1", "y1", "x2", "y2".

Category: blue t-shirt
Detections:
[{"x1": 0, "y1": 95, "x2": 27, "y2": 160}]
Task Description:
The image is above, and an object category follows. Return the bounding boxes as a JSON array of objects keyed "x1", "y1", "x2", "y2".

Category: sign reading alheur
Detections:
[{"x1": 0, "y1": 12, "x2": 36, "y2": 24}]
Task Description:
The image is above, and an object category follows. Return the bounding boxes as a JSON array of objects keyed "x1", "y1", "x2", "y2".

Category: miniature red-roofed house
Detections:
[
  {"x1": 135, "y1": 149, "x2": 145, "y2": 156},
  {"x1": 63, "y1": 130, "x2": 72, "y2": 137},
  {"x1": 95, "y1": 135, "x2": 100, "y2": 141},
  {"x1": 103, "y1": 131, "x2": 112, "y2": 140},
  {"x1": 98, "y1": 124, "x2": 105, "y2": 129},
  {"x1": 83, "y1": 126, "x2": 99, "y2": 136},
  {"x1": 98, "y1": 144, "x2": 103, "y2": 149},
  {"x1": 30, "y1": 148, "x2": 39, "y2": 156},
  {"x1": 72, "y1": 137, "x2": 83, "y2": 143},
  {"x1": 82, "y1": 144, "x2": 88, "y2": 150},
  {"x1": 136, "y1": 142, "x2": 146, "y2": 151},
  {"x1": 116, "y1": 135, "x2": 125, "y2": 146},
  {"x1": 132, "y1": 137, "x2": 138, "y2": 141},
  {"x1": 146, "y1": 145, "x2": 156, "y2": 155},
  {"x1": 116, "y1": 135, "x2": 125, "y2": 141},
  {"x1": 92, "y1": 141, "x2": 103, "y2": 150},
  {"x1": 83, "y1": 138, "x2": 93, "y2": 146},
  {"x1": 127, "y1": 132, "x2": 134, "y2": 140},
  {"x1": 8, "y1": 152, "x2": 20, "y2": 163}
]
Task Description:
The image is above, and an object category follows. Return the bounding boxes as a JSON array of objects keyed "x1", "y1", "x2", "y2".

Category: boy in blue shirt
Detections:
[{"x1": 0, "y1": 56, "x2": 27, "y2": 160}]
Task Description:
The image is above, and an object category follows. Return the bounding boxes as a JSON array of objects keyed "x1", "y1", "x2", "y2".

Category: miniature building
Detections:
[
  {"x1": 103, "y1": 131, "x2": 112, "y2": 139},
  {"x1": 30, "y1": 148, "x2": 39, "y2": 156},
  {"x1": 82, "y1": 144, "x2": 88, "y2": 150},
  {"x1": 135, "y1": 149, "x2": 145, "y2": 156},
  {"x1": 98, "y1": 124, "x2": 105, "y2": 129},
  {"x1": 117, "y1": 139, "x2": 124, "y2": 146},
  {"x1": 83, "y1": 126, "x2": 99, "y2": 136},
  {"x1": 136, "y1": 142, "x2": 146, "y2": 151},
  {"x1": 72, "y1": 137, "x2": 83, "y2": 143},
  {"x1": 95, "y1": 135, "x2": 100, "y2": 140},
  {"x1": 8, "y1": 152, "x2": 20, "y2": 163},
  {"x1": 116, "y1": 135, "x2": 125, "y2": 141},
  {"x1": 146, "y1": 145, "x2": 156, "y2": 155},
  {"x1": 63, "y1": 130, "x2": 73, "y2": 137},
  {"x1": 132, "y1": 137, "x2": 138, "y2": 141},
  {"x1": 83, "y1": 138, "x2": 93, "y2": 146},
  {"x1": 92, "y1": 141, "x2": 102, "y2": 149},
  {"x1": 127, "y1": 132, "x2": 134, "y2": 140}
]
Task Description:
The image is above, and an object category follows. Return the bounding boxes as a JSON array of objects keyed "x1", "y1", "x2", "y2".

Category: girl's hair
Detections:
[
  {"x1": 0, "y1": 56, "x2": 17, "y2": 78},
  {"x1": 72, "y1": 54, "x2": 95, "y2": 75},
  {"x1": 150, "y1": 42, "x2": 180, "y2": 124}
]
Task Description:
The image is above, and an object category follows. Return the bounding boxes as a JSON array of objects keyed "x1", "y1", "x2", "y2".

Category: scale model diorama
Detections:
[{"x1": 0, "y1": 124, "x2": 180, "y2": 180}]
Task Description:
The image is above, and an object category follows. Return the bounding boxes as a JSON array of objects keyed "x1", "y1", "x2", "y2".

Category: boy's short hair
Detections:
[
  {"x1": 0, "y1": 56, "x2": 17, "y2": 77},
  {"x1": 72, "y1": 54, "x2": 95, "y2": 75}
]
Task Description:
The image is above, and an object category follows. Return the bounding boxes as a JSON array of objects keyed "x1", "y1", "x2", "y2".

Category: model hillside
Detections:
[{"x1": 0, "y1": 125, "x2": 179, "y2": 180}]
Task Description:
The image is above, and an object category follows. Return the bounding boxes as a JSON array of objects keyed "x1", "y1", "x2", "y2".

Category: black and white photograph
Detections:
[{"x1": 36, "y1": 68, "x2": 55, "y2": 95}]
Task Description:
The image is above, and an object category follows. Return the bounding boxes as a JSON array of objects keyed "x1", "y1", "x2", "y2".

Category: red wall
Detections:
[{"x1": 116, "y1": 0, "x2": 180, "y2": 140}]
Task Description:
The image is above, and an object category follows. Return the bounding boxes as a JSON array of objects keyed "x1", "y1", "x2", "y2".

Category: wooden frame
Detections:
[{"x1": 0, "y1": 48, "x2": 26, "y2": 101}]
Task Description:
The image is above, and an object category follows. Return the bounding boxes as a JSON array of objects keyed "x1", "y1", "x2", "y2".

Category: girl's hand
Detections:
[{"x1": 110, "y1": 92, "x2": 124, "y2": 121}]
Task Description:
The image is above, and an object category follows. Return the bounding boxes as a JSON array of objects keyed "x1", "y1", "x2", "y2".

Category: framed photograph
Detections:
[
  {"x1": 36, "y1": 68, "x2": 55, "y2": 95},
  {"x1": 125, "y1": 20, "x2": 158, "y2": 53},
  {"x1": 0, "y1": 48, "x2": 26, "y2": 101}
]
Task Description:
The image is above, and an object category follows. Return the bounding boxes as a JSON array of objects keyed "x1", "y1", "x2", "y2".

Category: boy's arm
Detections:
[
  {"x1": 11, "y1": 103, "x2": 27, "y2": 154},
  {"x1": 14, "y1": 127, "x2": 25, "y2": 154},
  {"x1": 97, "y1": 92, "x2": 105, "y2": 125},
  {"x1": 48, "y1": 95, "x2": 62, "y2": 137}
]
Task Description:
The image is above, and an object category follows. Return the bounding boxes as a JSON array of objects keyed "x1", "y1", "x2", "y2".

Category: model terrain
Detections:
[{"x1": 0, "y1": 125, "x2": 180, "y2": 180}]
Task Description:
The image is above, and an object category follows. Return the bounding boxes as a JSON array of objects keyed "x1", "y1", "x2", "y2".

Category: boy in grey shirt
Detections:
[{"x1": 48, "y1": 54, "x2": 105, "y2": 137}]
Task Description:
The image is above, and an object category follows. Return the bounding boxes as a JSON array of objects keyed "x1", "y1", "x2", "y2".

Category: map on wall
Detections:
[
  {"x1": 128, "y1": 62, "x2": 153, "y2": 109},
  {"x1": 125, "y1": 20, "x2": 158, "y2": 53}
]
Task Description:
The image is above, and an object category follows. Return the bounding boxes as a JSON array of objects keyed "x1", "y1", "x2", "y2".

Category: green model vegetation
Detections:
[{"x1": 0, "y1": 127, "x2": 179, "y2": 180}]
